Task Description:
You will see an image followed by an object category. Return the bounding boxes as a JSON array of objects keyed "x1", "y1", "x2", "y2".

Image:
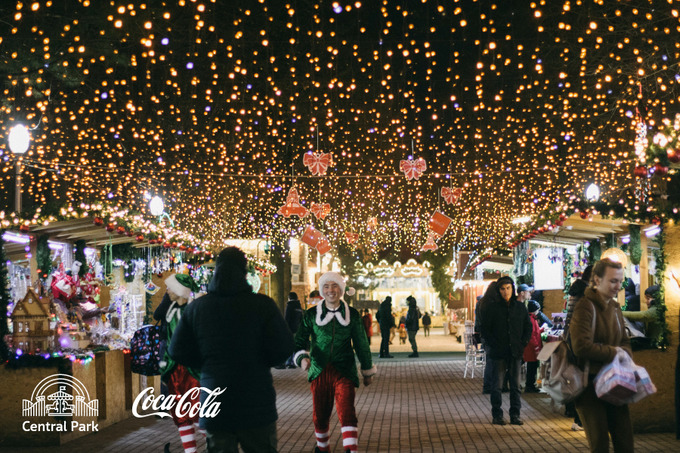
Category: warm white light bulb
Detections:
[
  {"x1": 149, "y1": 196, "x2": 164, "y2": 216},
  {"x1": 585, "y1": 183, "x2": 600, "y2": 202},
  {"x1": 8, "y1": 124, "x2": 30, "y2": 154}
]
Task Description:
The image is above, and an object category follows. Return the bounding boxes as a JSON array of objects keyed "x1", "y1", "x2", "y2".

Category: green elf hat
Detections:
[{"x1": 165, "y1": 273, "x2": 199, "y2": 299}]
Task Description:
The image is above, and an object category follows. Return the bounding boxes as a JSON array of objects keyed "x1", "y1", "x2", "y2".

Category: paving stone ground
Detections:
[{"x1": 4, "y1": 329, "x2": 679, "y2": 452}]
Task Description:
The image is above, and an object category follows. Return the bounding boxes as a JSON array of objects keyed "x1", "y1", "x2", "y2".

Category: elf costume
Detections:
[
  {"x1": 160, "y1": 273, "x2": 202, "y2": 453},
  {"x1": 294, "y1": 272, "x2": 376, "y2": 453}
]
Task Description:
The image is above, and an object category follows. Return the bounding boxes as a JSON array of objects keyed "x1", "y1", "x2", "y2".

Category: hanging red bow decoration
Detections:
[
  {"x1": 399, "y1": 158, "x2": 427, "y2": 180},
  {"x1": 310, "y1": 201, "x2": 331, "y2": 220},
  {"x1": 441, "y1": 187, "x2": 463, "y2": 205},
  {"x1": 421, "y1": 231, "x2": 440, "y2": 252},
  {"x1": 303, "y1": 152, "x2": 332, "y2": 176},
  {"x1": 278, "y1": 187, "x2": 309, "y2": 218},
  {"x1": 345, "y1": 231, "x2": 359, "y2": 244}
]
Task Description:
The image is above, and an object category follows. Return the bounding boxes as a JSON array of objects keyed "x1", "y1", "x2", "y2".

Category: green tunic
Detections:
[
  {"x1": 160, "y1": 300, "x2": 200, "y2": 381},
  {"x1": 294, "y1": 300, "x2": 375, "y2": 387}
]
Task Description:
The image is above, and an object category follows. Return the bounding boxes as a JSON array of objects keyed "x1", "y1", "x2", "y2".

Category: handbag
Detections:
[
  {"x1": 541, "y1": 303, "x2": 596, "y2": 405},
  {"x1": 129, "y1": 322, "x2": 166, "y2": 376}
]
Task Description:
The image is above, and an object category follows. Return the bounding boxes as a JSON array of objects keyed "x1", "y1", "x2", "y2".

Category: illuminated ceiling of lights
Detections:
[{"x1": 1, "y1": 0, "x2": 678, "y2": 259}]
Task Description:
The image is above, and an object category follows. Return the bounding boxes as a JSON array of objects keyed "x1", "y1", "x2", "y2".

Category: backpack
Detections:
[
  {"x1": 130, "y1": 323, "x2": 166, "y2": 376},
  {"x1": 541, "y1": 302, "x2": 596, "y2": 405}
]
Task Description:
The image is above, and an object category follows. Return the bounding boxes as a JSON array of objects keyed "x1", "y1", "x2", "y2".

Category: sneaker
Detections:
[
  {"x1": 492, "y1": 417, "x2": 506, "y2": 425},
  {"x1": 510, "y1": 416, "x2": 524, "y2": 426},
  {"x1": 408, "y1": 352, "x2": 419, "y2": 358},
  {"x1": 571, "y1": 423, "x2": 584, "y2": 431}
]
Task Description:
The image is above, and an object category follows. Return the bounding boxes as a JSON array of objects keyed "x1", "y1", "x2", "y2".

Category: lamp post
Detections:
[{"x1": 8, "y1": 125, "x2": 30, "y2": 213}]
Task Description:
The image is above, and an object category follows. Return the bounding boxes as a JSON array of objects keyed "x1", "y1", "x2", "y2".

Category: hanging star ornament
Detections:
[
  {"x1": 441, "y1": 187, "x2": 463, "y2": 205},
  {"x1": 310, "y1": 201, "x2": 331, "y2": 220},
  {"x1": 421, "y1": 231, "x2": 439, "y2": 251},
  {"x1": 399, "y1": 157, "x2": 427, "y2": 180},
  {"x1": 303, "y1": 152, "x2": 332, "y2": 176},
  {"x1": 277, "y1": 187, "x2": 309, "y2": 218}
]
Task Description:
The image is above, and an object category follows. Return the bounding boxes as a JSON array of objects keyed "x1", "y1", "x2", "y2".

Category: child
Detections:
[{"x1": 399, "y1": 323, "x2": 407, "y2": 344}]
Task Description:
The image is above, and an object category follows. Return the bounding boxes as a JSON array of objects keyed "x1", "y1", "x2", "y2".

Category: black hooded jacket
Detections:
[
  {"x1": 376, "y1": 298, "x2": 395, "y2": 330},
  {"x1": 169, "y1": 255, "x2": 295, "y2": 431},
  {"x1": 480, "y1": 283, "x2": 532, "y2": 360}
]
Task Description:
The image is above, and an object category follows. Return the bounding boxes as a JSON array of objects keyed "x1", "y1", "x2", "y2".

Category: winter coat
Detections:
[
  {"x1": 406, "y1": 301, "x2": 421, "y2": 332},
  {"x1": 622, "y1": 305, "x2": 661, "y2": 343},
  {"x1": 169, "y1": 278, "x2": 294, "y2": 431},
  {"x1": 362, "y1": 313, "x2": 373, "y2": 337},
  {"x1": 422, "y1": 313, "x2": 432, "y2": 327},
  {"x1": 570, "y1": 287, "x2": 632, "y2": 376},
  {"x1": 376, "y1": 299, "x2": 395, "y2": 330},
  {"x1": 294, "y1": 300, "x2": 375, "y2": 387},
  {"x1": 153, "y1": 293, "x2": 200, "y2": 381},
  {"x1": 284, "y1": 298, "x2": 304, "y2": 334},
  {"x1": 480, "y1": 297, "x2": 532, "y2": 360},
  {"x1": 523, "y1": 313, "x2": 542, "y2": 362}
]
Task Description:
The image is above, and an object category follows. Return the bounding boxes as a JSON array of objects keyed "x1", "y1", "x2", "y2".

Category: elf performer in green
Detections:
[
  {"x1": 153, "y1": 273, "x2": 201, "y2": 453},
  {"x1": 294, "y1": 271, "x2": 377, "y2": 453}
]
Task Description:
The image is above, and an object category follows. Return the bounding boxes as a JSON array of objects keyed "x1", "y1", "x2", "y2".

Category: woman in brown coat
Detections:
[{"x1": 570, "y1": 258, "x2": 633, "y2": 453}]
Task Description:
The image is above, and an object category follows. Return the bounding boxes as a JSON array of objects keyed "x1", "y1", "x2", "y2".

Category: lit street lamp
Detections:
[{"x1": 8, "y1": 124, "x2": 30, "y2": 213}]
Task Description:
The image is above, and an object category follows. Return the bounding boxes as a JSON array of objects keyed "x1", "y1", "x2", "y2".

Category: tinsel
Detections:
[{"x1": 0, "y1": 230, "x2": 10, "y2": 361}]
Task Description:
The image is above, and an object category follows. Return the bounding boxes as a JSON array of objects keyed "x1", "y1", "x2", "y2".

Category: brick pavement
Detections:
[{"x1": 5, "y1": 352, "x2": 678, "y2": 453}]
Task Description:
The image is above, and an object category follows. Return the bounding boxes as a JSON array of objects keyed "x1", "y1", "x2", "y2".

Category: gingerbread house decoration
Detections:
[{"x1": 11, "y1": 288, "x2": 55, "y2": 352}]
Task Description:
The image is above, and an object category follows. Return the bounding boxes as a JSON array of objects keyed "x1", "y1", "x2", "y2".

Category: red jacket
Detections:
[{"x1": 523, "y1": 313, "x2": 542, "y2": 362}]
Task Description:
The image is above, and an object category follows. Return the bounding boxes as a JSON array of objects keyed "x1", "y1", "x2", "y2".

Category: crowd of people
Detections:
[
  {"x1": 150, "y1": 244, "x2": 653, "y2": 453},
  {"x1": 474, "y1": 258, "x2": 659, "y2": 452}
]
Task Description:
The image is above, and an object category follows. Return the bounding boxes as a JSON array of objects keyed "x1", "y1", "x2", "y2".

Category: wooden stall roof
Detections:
[
  {"x1": 3, "y1": 219, "x2": 151, "y2": 263},
  {"x1": 530, "y1": 214, "x2": 631, "y2": 247}
]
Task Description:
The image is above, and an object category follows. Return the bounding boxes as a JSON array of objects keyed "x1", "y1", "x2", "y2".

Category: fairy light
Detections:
[{"x1": 0, "y1": 2, "x2": 678, "y2": 259}]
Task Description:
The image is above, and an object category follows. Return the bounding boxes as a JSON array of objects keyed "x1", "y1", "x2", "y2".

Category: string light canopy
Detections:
[{"x1": 0, "y1": 1, "x2": 678, "y2": 259}]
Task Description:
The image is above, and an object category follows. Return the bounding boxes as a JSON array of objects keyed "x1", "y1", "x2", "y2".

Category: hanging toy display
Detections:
[{"x1": 277, "y1": 186, "x2": 309, "y2": 218}]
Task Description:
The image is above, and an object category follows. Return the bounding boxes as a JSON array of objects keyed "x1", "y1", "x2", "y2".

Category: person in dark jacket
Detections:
[
  {"x1": 474, "y1": 286, "x2": 497, "y2": 394},
  {"x1": 169, "y1": 247, "x2": 295, "y2": 453},
  {"x1": 376, "y1": 296, "x2": 395, "y2": 358},
  {"x1": 405, "y1": 295, "x2": 421, "y2": 358},
  {"x1": 480, "y1": 276, "x2": 532, "y2": 426},
  {"x1": 276, "y1": 292, "x2": 304, "y2": 369},
  {"x1": 422, "y1": 312, "x2": 432, "y2": 337}
]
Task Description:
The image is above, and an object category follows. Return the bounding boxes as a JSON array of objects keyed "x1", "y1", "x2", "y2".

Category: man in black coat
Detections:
[
  {"x1": 376, "y1": 296, "x2": 395, "y2": 358},
  {"x1": 278, "y1": 292, "x2": 304, "y2": 368},
  {"x1": 169, "y1": 247, "x2": 295, "y2": 452},
  {"x1": 480, "y1": 276, "x2": 532, "y2": 426}
]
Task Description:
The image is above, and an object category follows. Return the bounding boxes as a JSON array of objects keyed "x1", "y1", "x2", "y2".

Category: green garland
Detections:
[
  {"x1": 424, "y1": 251, "x2": 454, "y2": 312},
  {"x1": 653, "y1": 226, "x2": 671, "y2": 350},
  {"x1": 75, "y1": 239, "x2": 87, "y2": 278},
  {"x1": 588, "y1": 239, "x2": 601, "y2": 263},
  {"x1": 36, "y1": 234, "x2": 52, "y2": 280},
  {"x1": 629, "y1": 225, "x2": 642, "y2": 265},
  {"x1": 563, "y1": 249, "x2": 574, "y2": 299},
  {"x1": 0, "y1": 230, "x2": 11, "y2": 361}
]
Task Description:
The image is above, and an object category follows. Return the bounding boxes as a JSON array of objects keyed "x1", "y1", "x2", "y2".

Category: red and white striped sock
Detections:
[
  {"x1": 341, "y1": 425, "x2": 358, "y2": 452},
  {"x1": 315, "y1": 430, "x2": 330, "y2": 452},
  {"x1": 178, "y1": 423, "x2": 197, "y2": 453}
]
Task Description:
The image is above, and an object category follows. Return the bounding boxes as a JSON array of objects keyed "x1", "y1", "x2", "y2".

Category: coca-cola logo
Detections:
[{"x1": 132, "y1": 387, "x2": 224, "y2": 419}]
